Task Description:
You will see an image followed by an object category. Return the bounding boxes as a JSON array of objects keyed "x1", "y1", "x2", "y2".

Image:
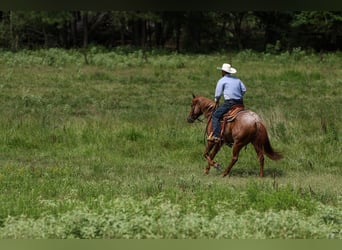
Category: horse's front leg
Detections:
[{"x1": 204, "y1": 141, "x2": 222, "y2": 174}]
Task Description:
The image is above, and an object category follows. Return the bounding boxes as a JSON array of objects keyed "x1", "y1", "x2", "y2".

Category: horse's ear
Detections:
[{"x1": 192, "y1": 93, "x2": 196, "y2": 98}]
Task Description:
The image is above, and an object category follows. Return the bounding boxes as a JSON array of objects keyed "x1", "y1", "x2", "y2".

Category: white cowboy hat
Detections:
[{"x1": 217, "y1": 63, "x2": 237, "y2": 74}]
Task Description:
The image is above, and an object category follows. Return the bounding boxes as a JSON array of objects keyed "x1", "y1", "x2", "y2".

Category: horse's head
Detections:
[{"x1": 187, "y1": 94, "x2": 204, "y2": 123}]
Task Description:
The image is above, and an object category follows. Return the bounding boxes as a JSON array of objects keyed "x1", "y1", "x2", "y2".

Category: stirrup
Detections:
[{"x1": 207, "y1": 133, "x2": 222, "y2": 143}]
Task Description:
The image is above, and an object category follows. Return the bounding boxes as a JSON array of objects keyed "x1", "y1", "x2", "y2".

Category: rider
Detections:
[{"x1": 209, "y1": 63, "x2": 247, "y2": 143}]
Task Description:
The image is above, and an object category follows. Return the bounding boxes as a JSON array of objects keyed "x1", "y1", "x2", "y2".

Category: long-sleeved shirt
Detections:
[{"x1": 214, "y1": 74, "x2": 246, "y2": 102}]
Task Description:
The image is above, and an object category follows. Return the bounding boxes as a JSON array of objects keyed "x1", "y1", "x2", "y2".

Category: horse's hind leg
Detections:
[
  {"x1": 252, "y1": 142, "x2": 265, "y2": 177},
  {"x1": 222, "y1": 142, "x2": 243, "y2": 177}
]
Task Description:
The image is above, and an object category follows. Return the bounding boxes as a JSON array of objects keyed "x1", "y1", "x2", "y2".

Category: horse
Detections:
[{"x1": 187, "y1": 94, "x2": 282, "y2": 177}]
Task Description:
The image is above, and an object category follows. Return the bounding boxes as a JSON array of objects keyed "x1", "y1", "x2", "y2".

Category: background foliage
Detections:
[{"x1": 0, "y1": 11, "x2": 341, "y2": 52}]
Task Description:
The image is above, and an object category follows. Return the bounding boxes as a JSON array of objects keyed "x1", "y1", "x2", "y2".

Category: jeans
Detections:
[{"x1": 212, "y1": 99, "x2": 243, "y2": 137}]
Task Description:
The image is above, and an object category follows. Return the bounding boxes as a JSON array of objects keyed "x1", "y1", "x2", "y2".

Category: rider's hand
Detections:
[{"x1": 214, "y1": 101, "x2": 219, "y2": 109}]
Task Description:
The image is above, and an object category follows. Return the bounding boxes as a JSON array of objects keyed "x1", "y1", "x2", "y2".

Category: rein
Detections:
[
  {"x1": 195, "y1": 117, "x2": 204, "y2": 123},
  {"x1": 188, "y1": 96, "x2": 216, "y2": 141},
  {"x1": 203, "y1": 115, "x2": 212, "y2": 144},
  {"x1": 199, "y1": 99, "x2": 216, "y2": 142}
]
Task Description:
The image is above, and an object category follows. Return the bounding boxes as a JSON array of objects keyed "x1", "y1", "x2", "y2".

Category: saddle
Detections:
[
  {"x1": 219, "y1": 104, "x2": 245, "y2": 146},
  {"x1": 222, "y1": 104, "x2": 245, "y2": 122},
  {"x1": 207, "y1": 104, "x2": 245, "y2": 145}
]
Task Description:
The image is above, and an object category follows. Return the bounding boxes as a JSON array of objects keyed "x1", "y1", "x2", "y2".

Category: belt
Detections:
[{"x1": 224, "y1": 99, "x2": 243, "y2": 102}]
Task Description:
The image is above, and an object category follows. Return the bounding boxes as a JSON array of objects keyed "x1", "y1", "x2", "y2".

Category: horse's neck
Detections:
[
  {"x1": 203, "y1": 109, "x2": 213, "y2": 120},
  {"x1": 200, "y1": 98, "x2": 215, "y2": 120}
]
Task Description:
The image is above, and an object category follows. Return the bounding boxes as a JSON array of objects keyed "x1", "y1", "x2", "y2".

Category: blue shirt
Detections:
[{"x1": 214, "y1": 74, "x2": 246, "y2": 102}]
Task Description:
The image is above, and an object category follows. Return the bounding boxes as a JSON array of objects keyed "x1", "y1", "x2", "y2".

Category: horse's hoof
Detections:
[{"x1": 213, "y1": 163, "x2": 222, "y2": 172}]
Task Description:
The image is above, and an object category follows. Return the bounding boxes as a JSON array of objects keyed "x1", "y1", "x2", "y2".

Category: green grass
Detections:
[{"x1": 0, "y1": 48, "x2": 341, "y2": 238}]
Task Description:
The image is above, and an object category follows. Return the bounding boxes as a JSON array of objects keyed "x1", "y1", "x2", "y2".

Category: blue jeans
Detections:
[{"x1": 212, "y1": 99, "x2": 243, "y2": 137}]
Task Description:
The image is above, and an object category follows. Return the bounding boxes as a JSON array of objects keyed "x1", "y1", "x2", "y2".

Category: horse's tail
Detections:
[{"x1": 256, "y1": 122, "x2": 283, "y2": 160}]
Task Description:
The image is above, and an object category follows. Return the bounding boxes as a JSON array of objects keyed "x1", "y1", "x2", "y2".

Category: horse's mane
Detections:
[
  {"x1": 197, "y1": 96, "x2": 215, "y2": 107},
  {"x1": 195, "y1": 96, "x2": 216, "y2": 117}
]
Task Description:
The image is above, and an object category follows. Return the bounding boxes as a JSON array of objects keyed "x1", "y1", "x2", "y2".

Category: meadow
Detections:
[{"x1": 0, "y1": 47, "x2": 341, "y2": 238}]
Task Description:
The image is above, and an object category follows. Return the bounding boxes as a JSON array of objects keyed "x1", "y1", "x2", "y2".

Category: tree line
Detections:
[{"x1": 0, "y1": 11, "x2": 341, "y2": 52}]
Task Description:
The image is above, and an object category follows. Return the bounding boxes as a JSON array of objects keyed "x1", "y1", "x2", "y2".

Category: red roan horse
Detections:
[{"x1": 187, "y1": 94, "x2": 282, "y2": 177}]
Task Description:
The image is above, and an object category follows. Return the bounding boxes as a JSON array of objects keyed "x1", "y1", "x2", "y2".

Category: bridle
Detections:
[
  {"x1": 188, "y1": 99, "x2": 215, "y2": 123},
  {"x1": 187, "y1": 114, "x2": 204, "y2": 123},
  {"x1": 187, "y1": 103, "x2": 204, "y2": 123},
  {"x1": 190, "y1": 116, "x2": 204, "y2": 123}
]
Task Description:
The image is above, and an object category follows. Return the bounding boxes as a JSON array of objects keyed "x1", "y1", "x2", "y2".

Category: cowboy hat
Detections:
[{"x1": 217, "y1": 63, "x2": 237, "y2": 74}]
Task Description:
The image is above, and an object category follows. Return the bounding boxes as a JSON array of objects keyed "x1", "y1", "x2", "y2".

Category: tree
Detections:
[
  {"x1": 0, "y1": 11, "x2": 341, "y2": 52},
  {"x1": 291, "y1": 11, "x2": 342, "y2": 50},
  {"x1": 254, "y1": 11, "x2": 294, "y2": 51},
  {"x1": 0, "y1": 11, "x2": 73, "y2": 49},
  {"x1": 208, "y1": 12, "x2": 258, "y2": 51},
  {"x1": 182, "y1": 12, "x2": 213, "y2": 52},
  {"x1": 154, "y1": 12, "x2": 186, "y2": 51}
]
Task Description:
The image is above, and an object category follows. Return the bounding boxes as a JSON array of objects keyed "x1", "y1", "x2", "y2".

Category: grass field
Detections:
[{"x1": 0, "y1": 48, "x2": 341, "y2": 238}]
